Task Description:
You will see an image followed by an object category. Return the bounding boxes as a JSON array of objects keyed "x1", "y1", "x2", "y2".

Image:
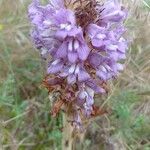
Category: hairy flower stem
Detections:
[
  {"x1": 62, "y1": 114, "x2": 74, "y2": 150},
  {"x1": 62, "y1": 114, "x2": 85, "y2": 150}
]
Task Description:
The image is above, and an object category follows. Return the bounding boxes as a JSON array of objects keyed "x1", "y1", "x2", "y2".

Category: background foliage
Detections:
[{"x1": 0, "y1": 0, "x2": 150, "y2": 149}]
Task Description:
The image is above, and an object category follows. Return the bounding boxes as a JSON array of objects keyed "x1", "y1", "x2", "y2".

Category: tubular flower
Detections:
[{"x1": 28, "y1": 0, "x2": 128, "y2": 129}]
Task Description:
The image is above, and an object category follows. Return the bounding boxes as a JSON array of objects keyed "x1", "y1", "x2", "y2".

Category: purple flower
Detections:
[
  {"x1": 72, "y1": 111, "x2": 82, "y2": 130},
  {"x1": 54, "y1": 8, "x2": 76, "y2": 27},
  {"x1": 28, "y1": 0, "x2": 55, "y2": 28},
  {"x1": 47, "y1": 59, "x2": 64, "y2": 74},
  {"x1": 89, "y1": 52, "x2": 124, "y2": 81},
  {"x1": 31, "y1": 29, "x2": 61, "y2": 58},
  {"x1": 87, "y1": 24, "x2": 107, "y2": 47},
  {"x1": 85, "y1": 78, "x2": 105, "y2": 94},
  {"x1": 28, "y1": 0, "x2": 128, "y2": 129},
  {"x1": 77, "y1": 86, "x2": 94, "y2": 117},
  {"x1": 98, "y1": 0, "x2": 127, "y2": 25},
  {"x1": 59, "y1": 64, "x2": 90, "y2": 85},
  {"x1": 56, "y1": 28, "x2": 90, "y2": 63},
  {"x1": 50, "y1": 0, "x2": 65, "y2": 9}
]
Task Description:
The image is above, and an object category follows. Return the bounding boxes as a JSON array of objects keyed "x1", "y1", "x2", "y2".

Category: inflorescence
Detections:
[{"x1": 28, "y1": 0, "x2": 128, "y2": 130}]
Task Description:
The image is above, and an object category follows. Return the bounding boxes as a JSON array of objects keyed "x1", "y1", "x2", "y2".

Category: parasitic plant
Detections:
[{"x1": 28, "y1": 0, "x2": 128, "y2": 131}]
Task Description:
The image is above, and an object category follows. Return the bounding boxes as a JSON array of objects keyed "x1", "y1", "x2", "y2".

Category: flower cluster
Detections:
[{"x1": 28, "y1": 0, "x2": 128, "y2": 129}]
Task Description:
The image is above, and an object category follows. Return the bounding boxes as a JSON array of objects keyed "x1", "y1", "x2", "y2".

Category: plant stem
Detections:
[{"x1": 62, "y1": 114, "x2": 74, "y2": 150}]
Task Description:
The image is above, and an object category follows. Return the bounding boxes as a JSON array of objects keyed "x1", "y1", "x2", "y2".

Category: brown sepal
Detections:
[
  {"x1": 91, "y1": 105, "x2": 108, "y2": 117},
  {"x1": 51, "y1": 99, "x2": 64, "y2": 117}
]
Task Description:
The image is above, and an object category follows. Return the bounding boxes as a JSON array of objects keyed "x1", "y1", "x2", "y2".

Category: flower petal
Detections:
[
  {"x1": 68, "y1": 52, "x2": 78, "y2": 63},
  {"x1": 96, "y1": 70, "x2": 107, "y2": 81},
  {"x1": 50, "y1": 0, "x2": 65, "y2": 9},
  {"x1": 56, "y1": 42, "x2": 67, "y2": 58},
  {"x1": 92, "y1": 39, "x2": 103, "y2": 47},
  {"x1": 77, "y1": 44, "x2": 90, "y2": 61},
  {"x1": 88, "y1": 53, "x2": 103, "y2": 68},
  {"x1": 78, "y1": 69, "x2": 90, "y2": 82},
  {"x1": 86, "y1": 79, "x2": 105, "y2": 93},
  {"x1": 55, "y1": 30, "x2": 67, "y2": 40},
  {"x1": 100, "y1": 0, "x2": 127, "y2": 23},
  {"x1": 86, "y1": 96, "x2": 94, "y2": 106},
  {"x1": 67, "y1": 74, "x2": 76, "y2": 85},
  {"x1": 87, "y1": 24, "x2": 98, "y2": 38},
  {"x1": 47, "y1": 61, "x2": 63, "y2": 74}
]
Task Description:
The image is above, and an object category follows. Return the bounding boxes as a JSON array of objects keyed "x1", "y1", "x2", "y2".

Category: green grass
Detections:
[
  {"x1": 0, "y1": 0, "x2": 150, "y2": 150},
  {"x1": 0, "y1": 0, "x2": 63, "y2": 149}
]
